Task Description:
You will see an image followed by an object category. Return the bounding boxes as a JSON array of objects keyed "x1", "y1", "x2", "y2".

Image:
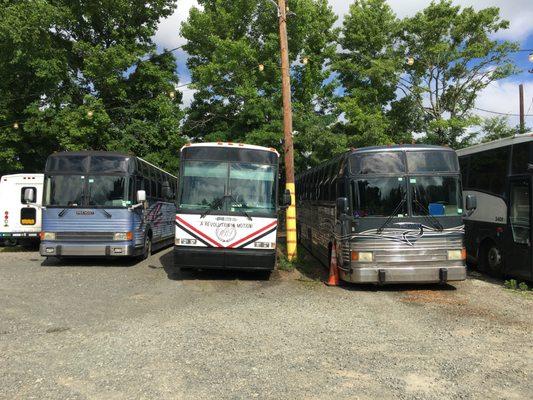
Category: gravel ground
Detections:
[{"x1": 0, "y1": 248, "x2": 531, "y2": 400}]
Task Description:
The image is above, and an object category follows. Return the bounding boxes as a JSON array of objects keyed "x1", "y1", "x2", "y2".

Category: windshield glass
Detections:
[
  {"x1": 411, "y1": 176, "x2": 462, "y2": 216},
  {"x1": 87, "y1": 176, "x2": 131, "y2": 207},
  {"x1": 229, "y1": 163, "x2": 276, "y2": 212},
  {"x1": 407, "y1": 151, "x2": 458, "y2": 172},
  {"x1": 179, "y1": 161, "x2": 276, "y2": 213},
  {"x1": 44, "y1": 175, "x2": 85, "y2": 206},
  {"x1": 352, "y1": 177, "x2": 407, "y2": 217},
  {"x1": 179, "y1": 161, "x2": 227, "y2": 209}
]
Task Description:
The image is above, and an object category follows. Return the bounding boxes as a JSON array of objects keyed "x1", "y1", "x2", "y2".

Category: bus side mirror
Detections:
[
  {"x1": 466, "y1": 194, "x2": 477, "y2": 211},
  {"x1": 282, "y1": 189, "x2": 291, "y2": 207},
  {"x1": 137, "y1": 190, "x2": 146, "y2": 203},
  {"x1": 336, "y1": 197, "x2": 349, "y2": 217},
  {"x1": 162, "y1": 185, "x2": 171, "y2": 199},
  {"x1": 23, "y1": 188, "x2": 35, "y2": 204}
]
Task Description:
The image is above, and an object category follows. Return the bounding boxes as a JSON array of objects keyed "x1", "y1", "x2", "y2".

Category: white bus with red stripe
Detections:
[{"x1": 174, "y1": 143, "x2": 286, "y2": 273}]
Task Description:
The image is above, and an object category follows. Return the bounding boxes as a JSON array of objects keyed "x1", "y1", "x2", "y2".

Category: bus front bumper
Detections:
[
  {"x1": 340, "y1": 264, "x2": 466, "y2": 284},
  {"x1": 40, "y1": 241, "x2": 139, "y2": 257},
  {"x1": 174, "y1": 246, "x2": 276, "y2": 270}
]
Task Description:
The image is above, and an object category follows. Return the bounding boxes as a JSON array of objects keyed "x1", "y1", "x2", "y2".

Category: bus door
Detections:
[{"x1": 508, "y1": 177, "x2": 532, "y2": 279}]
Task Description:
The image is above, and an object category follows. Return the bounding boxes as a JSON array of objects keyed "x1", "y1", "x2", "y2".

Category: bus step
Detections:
[{"x1": 439, "y1": 268, "x2": 448, "y2": 284}]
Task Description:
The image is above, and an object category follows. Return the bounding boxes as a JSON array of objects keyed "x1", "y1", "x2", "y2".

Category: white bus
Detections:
[
  {"x1": 457, "y1": 133, "x2": 532, "y2": 280},
  {"x1": 0, "y1": 173, "x2": 44, "y2": 246},
  {"x1": 174, "y1": 143, "x2": 290, "y2": 275}
]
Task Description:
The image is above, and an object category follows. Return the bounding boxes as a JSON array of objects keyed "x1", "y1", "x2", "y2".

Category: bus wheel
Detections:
[
  {"x1": 142, "y1": 237, "x2": 152, "y2": 260},
  {"x1": 481, "y1": 242, "x2": 504, "y2": 277}
]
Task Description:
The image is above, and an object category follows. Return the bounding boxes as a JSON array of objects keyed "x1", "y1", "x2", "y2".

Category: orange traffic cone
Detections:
[{"x1": 325, "y1": 248, "x2": 340, "y2": 286}]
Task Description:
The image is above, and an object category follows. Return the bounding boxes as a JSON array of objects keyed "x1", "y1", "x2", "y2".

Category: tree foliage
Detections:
[
  {"x1": 182, "y1": 0, "x2": 346, "y2": 170},
  {"x1": 0, "y1": 0, "x2": 183, "y2": 174},
  {"x1": 399, "y1": 0, "x2": 519, "y2": 147}
]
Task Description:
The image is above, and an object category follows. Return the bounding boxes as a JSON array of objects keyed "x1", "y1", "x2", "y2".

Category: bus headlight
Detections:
[
  {"x1": 40, "y1": 232, "x2": 56, "y2": 240},
  {"x1": 447, "y1": 249, "x2": 466, "y2": 261},
  {"x1": 113, "y1": 232, "x2": 133, "y2": 241},
  {"x1": 351, "y1": 251, "x2": 373, "y2": 262}
]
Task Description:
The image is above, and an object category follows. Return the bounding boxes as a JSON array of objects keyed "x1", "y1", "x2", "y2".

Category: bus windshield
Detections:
[
  {"x1": 179, "y1": 161, "x2": 276, "y2": 213},
  {"x1": 411, "y1": 176, "x2": 462, "y2": 216},
  {"x1": 352, "y1": 177, "x2": 407, "y2": 217},
  {"x1": 44, "y1": 175, "x2": 132, "y2": 207}
]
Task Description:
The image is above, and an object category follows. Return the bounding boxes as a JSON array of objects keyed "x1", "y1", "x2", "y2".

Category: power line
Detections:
[{"x1": 473, "y1": 107, "x2": 533, "y2": 117}]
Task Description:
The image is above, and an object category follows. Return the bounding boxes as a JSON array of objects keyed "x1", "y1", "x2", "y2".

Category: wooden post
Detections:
[
  {"x1": 519, "y1": 84, "x2": 525, "y2": 133},
  {"x1": 277, "y1": 0, "x2": 297, "y2": 260}
]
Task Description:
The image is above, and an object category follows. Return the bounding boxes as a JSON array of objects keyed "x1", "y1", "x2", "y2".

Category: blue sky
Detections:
[{"x1": 153, "y1": 0, "x2": 533, "y2": 128}]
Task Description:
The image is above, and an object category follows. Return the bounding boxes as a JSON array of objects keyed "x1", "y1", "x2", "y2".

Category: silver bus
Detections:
[
  {"x1": 457, "y1": 133, "x2": 532, "y2": 280},
  {"x1": 296, "y1": 145, "x2": 475, "y2": 284}
]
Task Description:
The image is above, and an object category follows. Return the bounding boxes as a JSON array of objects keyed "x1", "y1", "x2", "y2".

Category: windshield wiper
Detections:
[
  {"x1": 411, "y1": 186, "x2": 443, "y2": 231},
  {"x1": 58, "y1": 208, "x2": 70, "y2": 217},
  {"x1": 227, "y1": 193, "x2": 252, "y2": 221},
  {"x1": 413, "y1": 198, "x2": 444, "y2": 231},
  {"x1": 98, "y1": 208, "x2": 112, "y2": 219},
  {"x1": 200, "y1": 197, "x2": 224, "y2": 219},
  {"x1": 377, "y1": 192, "x2": 407, "y2": 234}
]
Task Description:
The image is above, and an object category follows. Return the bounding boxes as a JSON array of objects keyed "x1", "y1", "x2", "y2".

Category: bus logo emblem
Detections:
[{"x1": 216, "y1": 225, "x2": 237, "y2": 242}]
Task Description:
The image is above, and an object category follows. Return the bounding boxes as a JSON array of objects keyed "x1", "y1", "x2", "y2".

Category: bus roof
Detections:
[
  {"x1": 47, "y1": 151, "x2": 176, "y2": 178},
  {"x1": 456, "y1": 132, "x2": 533, "y2": 157},
  {"x1": 1, "y1": 173, "x2": 43, "y2": 182},
  {"x1": 181, "y1": 142, "x2": 280, "y2": 157},
  {"x1": 350, "y1": 144, "x2": 455, "y2": 154}
]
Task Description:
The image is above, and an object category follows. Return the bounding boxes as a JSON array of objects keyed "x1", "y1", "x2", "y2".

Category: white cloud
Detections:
[
  {"x1": 180, "y1": 87, "x2": 197, "y2": 109},
  {"x1": 153, "y1": 0, "x2": 198, "y2": 49},
  {"x1": 327, "y1": 0, "x2": 533, "y2": 42},
  {"x1": 474, "y1": 80, "x2": 533, "y2": 127}
]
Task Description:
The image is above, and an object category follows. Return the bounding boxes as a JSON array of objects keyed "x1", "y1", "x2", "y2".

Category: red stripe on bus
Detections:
[
  {"x1": 227, "y1": 220, "x2": 278, "y2": 249},
  {"x1": 175, "y1": 216, "x2": 223, "y2": 248}
]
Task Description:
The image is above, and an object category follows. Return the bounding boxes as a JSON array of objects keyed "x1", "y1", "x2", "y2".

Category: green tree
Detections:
[
  {"x1": 334, "y1": 0, "x2": 405, "y2": 146},
  {"x1": 181, "y1": 0, "x2": 345, "y2": 172},
  {"x1": 0, "y1": 0, "x2": 183, "y2": 174},
  {"x1": 399, "y1": 0, "x2": 519, "y2": 147},
  {"x1": 476, "y1": 116, "x2": 516, "y2": 143}
]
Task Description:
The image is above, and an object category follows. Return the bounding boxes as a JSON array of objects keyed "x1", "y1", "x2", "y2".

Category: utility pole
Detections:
[
  {"x1": 519, "y1": 84, "x2": 525, "y2": 133},
  {"x1": 276, "y1": 0, "x2": 297, "y2": 261}
]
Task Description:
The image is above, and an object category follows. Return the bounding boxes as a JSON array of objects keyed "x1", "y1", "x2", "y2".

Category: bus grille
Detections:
[{"x1": 55, "y1": 232, "x2": 115, "y2": 241}]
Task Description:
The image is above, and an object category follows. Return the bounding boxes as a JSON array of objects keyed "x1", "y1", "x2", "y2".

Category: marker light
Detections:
[
  {"x1": 447, "y1": 249, "x2": 466, "y2": 261},
  {"x1": 351, "y1": 251, "x2": 373, "y2": 262},
  {"x1": 40, "y1": 232, "x2": 56, "y2": 240},
  {"x1": 113, "y1": 232, "x2": 133, "y2": 241}
]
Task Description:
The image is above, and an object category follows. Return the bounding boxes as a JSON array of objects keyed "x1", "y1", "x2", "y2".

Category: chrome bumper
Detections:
[
  {"x1": 340, "y1": 264, "x2": 466, "y2": 284},
  {"x1": 40, "y1": 242, "x2": 137, "y2": 257}
]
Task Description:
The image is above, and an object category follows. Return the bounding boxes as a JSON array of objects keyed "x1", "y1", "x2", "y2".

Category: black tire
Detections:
[
  {"x1": 142, "y1": 236, "x2": 152, "y2": 260},
  {"x1": 480, "y1": 242, "x2": 504, "y2": 277}
]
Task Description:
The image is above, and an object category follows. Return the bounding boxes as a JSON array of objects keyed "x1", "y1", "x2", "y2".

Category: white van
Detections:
[{"x1": 0, "y1": 174, "x2": 43, "y2": 245}]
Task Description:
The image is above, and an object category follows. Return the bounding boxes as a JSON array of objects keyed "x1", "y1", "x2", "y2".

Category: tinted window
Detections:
[
  {"x1": 352, "y1": 177, "x2": 407, "y2": 217},
  {"x1": 468, "y1": 147, "x2": 509, "y2": 195},
  {"x1": 44, "y1": 175, "x2": 85, "y2": 206},
  {"x1": 182, "y1": 147, "x2": 278, "y2": 165},
  {"x1": 411, "y1": 176, "x2": 462, "y2": 216},
  {"x1": 407, "y1": 151, "x2": 458, "y2": 172},
  {"x1": 89, "y1": 156, "x2": 130, "y2": 173},
  {"x1": 351, "y1": 153, "x2": 405, "y2": 175},
  {"x1": 512, "y1": 142, "x2": 532, "y2": 174},
  {"x1": 46, "y1": 156, "x2": 88, "y2": 173}
]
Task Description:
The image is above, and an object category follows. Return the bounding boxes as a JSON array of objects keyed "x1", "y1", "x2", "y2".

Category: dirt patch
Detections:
[{"x1": 400, "y1": 290, "x2": 467, "y2": 305}]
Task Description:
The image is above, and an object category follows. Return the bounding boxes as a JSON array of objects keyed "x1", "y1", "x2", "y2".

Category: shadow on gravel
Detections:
[
  {"x1": 41, "y1": 256, "x2": 139, "y2": 268},
  {"x1": 158, "y1": 250, "x2": 272, "y2": 282}
]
